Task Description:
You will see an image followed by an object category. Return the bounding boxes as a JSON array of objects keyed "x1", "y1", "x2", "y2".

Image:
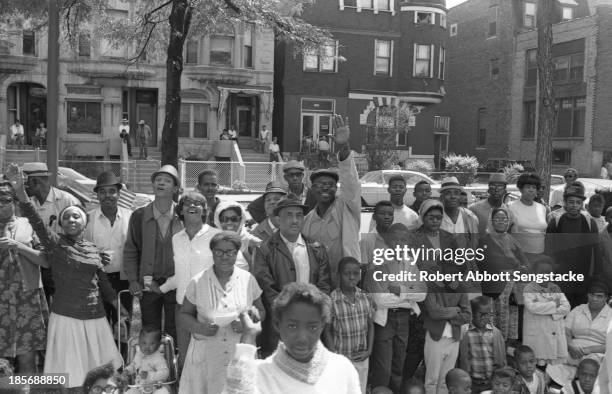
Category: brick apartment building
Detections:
[
  {"x1": 273, "y1": 0, "x2": 451, "y2": 168},
  {"x1": 439, "y1": 0, "x2": 612, "y2": 176},
  {"x1": 0, "y1": 0, "x2": 274, "y2": 158}
]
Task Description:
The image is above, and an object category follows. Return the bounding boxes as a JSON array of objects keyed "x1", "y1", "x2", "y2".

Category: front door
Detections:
[
  {"x1": 301, "y1": 113, "x2": 333, "y2": 148},
  {"x1": 136, "y1": 103, "x2": 157, "y2": 146},
  {"x1": 237, "y1": 106, "x2": 253, "y2": 137}
]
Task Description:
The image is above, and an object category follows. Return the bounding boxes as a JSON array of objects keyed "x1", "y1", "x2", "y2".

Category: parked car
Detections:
[
  {"x1": 360, "y1": 170, "x2": 477, "y2": 206},
  {"x1": 478, "y1": 158, "x2": 535, "y2": 173}
]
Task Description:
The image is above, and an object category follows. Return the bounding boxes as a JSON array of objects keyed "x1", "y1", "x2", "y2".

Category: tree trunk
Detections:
[
  {"x1": 161, "y1": 0, "x2": 192, "y2": 167},
  {"x1": 535, "y1": 0, "x2": 555, "y2": 202}
]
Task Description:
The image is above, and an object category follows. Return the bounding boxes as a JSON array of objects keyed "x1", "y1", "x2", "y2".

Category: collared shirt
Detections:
[
  {"x1": 369, "y1": 203, "x2": 420, "y2": 232},
  {"x1": 565, "y1": 303, "x2": 612, "y2": 350},
  {"x1": 269, "y1": 143, "x2": 280, "y2": 153},
  {"x1": 330, "y1": 287, "x2": 372, "y2": 360},
  {"x1": 280, "y1": 233, "x2": 309, "y2": 283},
  {"x1": 84, "y1": 206, "x2": 132, "y2": 277},
  {"x1": 442, "y1": 210, "x2": 466, "y2": 235},
  {"x1": 366, "y1": 258, "x2": 427, "y2": 326},
  {"x1": 162, "y1": 224, "x2": 222, "y2": 303},
  {"x1": 464, "y1": 323, "x2": 496, "y2": 379},
  {"x1": 10, "y1": 124, "x2": 24, "y2": 137},
  {"x1": 303, "y1": 151, "x2": 361, "y2": 286},
  {"x1": 153, "y1": 202, "x2": 175, "y2": 237},
  {"x1": 30, "y1": 187, "x2": 81, "y2": 233}
]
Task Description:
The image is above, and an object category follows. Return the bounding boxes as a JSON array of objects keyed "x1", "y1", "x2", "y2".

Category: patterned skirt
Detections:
[{"x1": 0, "y1": 257, "x2": 48, "y2": 357}]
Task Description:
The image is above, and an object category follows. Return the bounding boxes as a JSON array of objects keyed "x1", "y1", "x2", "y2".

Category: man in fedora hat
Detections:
[
  {"x1": 23, "y1": 161, "x2": 81, "y2": 302},
  {"x1": 254, "y1": 195, "x2": 331, "y2": 357},
  {"x1": 249, "y1": 181, "x2": 286, "y2": 243},
  {"x1": 439, "y1": 176, "x2": 480, "y2": 250},
  {"x1": 468, "y1": 173, "x2": 508, "y2": 236},
  {"x1": 246, "y1": 160, "x2": 316, "y2": 223},
  {"x1": 546, "y1": 181, "x2": 599, "y2": 307},
  {"x1": 119, "y1": 118, "x2": 132, "y2": 157},
  {"x1": 124, "y1": 165, "x2": 183, "y2": 341},
  {"x1": 135, "y1": 120, "x2": 151, "y2": 159},
  {"x1": 84, "y1": 171, "x2": 132, "y2": 353},
  {"x1": 302, "y1": 116, "x2": 361, "y2": 287}
]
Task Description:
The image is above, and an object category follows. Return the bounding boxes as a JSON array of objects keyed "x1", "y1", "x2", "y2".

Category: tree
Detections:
[
  {"x1": 535, "y1": 0, "x2": 555, "y2": 202},
  {"x1": 1, "y1": 0, "x2": 332, "y2": 167}
]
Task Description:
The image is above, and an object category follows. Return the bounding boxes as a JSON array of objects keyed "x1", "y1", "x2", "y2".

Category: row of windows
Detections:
[
  {"x1": 185, "y1": 25, "x2": 255, "y2": 68},
  {"x1": 304, "y1": 40, "x2": 446, "y2": 79},
  {"x1": 523, "y1": 97, "x2": 586, "y2": 139},
  {"x1": 523, "y1": 0, "x2": 575, "y2": 29},
  {"x1": 343, "y1": 0, "x2": 392, "y2": 11},
  {"x1": 525, "y1": 49, "x2": 584, "y2": 86}
]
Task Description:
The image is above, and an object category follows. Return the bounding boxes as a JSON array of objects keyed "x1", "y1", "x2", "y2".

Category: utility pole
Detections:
[
  {"x1": 46, "y1": 0, "x2": 60, "y2": 186},
  {"x1": 535, "y1": 0, "x2": 555, "y2": 202}
]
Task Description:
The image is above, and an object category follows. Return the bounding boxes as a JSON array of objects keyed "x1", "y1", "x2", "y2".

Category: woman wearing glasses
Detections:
[
  {"x1": 178, "y1": 232, "x2": 265, "y2": 394},
  {"x1": 214, "y1": 201, "x2": 261, "y2": 271},
  {"x1": 149, "y1": 191, "x2": 222, "y2": 370}
]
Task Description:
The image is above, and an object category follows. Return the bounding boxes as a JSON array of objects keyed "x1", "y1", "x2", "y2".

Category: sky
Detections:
[{"x1": 447, "y1": 0, "x2": 469, "y2": 8}]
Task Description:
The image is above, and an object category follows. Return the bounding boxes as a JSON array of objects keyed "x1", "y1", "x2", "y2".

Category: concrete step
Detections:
[{"x1": 240, "y1": 149, "x2": 270, "y2": 163}]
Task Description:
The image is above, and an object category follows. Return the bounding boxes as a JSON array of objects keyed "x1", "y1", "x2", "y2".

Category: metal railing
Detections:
[{"x1": 178, "y1": 159, "x2": 284, "y2": 191}]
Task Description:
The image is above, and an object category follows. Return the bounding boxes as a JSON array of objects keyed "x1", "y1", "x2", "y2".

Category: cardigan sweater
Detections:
[
  {"x1": 20, "y1": 201, "x2": 116, "y2": 320},
  {"x1": 123, "y1": 202, "x2": 183, "y2": 283}
]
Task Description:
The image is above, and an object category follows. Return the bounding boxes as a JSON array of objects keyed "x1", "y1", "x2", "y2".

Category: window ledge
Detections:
[
  {"x1": 476, "y1": 147, "x2": 487, "y2": 150},
  {"x1": 552, "y1": 137, "x2": 584, "y2": 141}
]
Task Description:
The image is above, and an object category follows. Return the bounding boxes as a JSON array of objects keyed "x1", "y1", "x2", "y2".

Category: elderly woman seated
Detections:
[{"x1": 547, "y1": 279, "x2": 612, "y2": 387}]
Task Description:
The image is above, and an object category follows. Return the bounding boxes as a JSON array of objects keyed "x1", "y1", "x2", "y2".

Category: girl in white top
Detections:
[
  {"x1": 222, "y1": 282, "x2": 361, "y2": 394},
  {"x1": 508, "y1": 173, "x2": 548, "y2": 257}
]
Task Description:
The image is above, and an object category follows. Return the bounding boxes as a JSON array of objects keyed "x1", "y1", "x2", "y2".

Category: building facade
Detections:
[
  {"x1": 0, "y1": 0, "x2": 274, "y2": 159},
  {"x1": 273, "y1": 0, "x2": 450, "y2": 168},
  {"x1": 440, "y1": 0, "x2": 608, "y2": 176}
]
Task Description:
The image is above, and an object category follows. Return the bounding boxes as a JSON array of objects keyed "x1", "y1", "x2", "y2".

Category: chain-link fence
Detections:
[{"x1": 179, "y1": 160, "x2": 283, "y2": 192}]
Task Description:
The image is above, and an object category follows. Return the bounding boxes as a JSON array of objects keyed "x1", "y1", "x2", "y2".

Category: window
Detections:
[
  {"x1": 397, "y1": 129, "x2": 408, "y2": 147},
  {"x1": 554, "y1": 97, "x2": 585, "y2": 138},
  {"x1": 440, "y1": 14, "x2": 447, "y2": 28},
  {"x1": 439, "y1": 47, "x2": 446, "y2": 80},
  {"x1": 490, "y1": 58, "x2": 500, "y2": 79},
  {"x1": 450, "y1": 23, "x2": 458, "y2": 36},
  {"x1": 67, "y1": 101, "x2": 102, "y2": 134},
  {"x1": 562, "y1": 7, "x2": 573, "y2": 20},
  {"x1": 488, "y1": 6, "x2": 497, "y2": 37},
  {"x1": 413, "y1": 44, "x2": 433, "y2": 77},
  {"x1": 525, "y1": 49, "x2": 537, "y2": 86},
  {"x1": 344, "y1": 0, "x2": 357, "y2": 6},
  {"x1": 210, "y1": 36, "x2": 233, "y2": 66},
  {"x1": 375, "y1": 40, "x2": 392, "y2": 76},
  {"x1": 523, "y1": 101, "x2": 536, "y2": 139},
  {"x1": 243, "y1": 24, "x2": 254, "y2": 68},
  {"x1": 179, "y1": 103, "x2": 209, "y2": 138},
  {"x1": 185, "y1": 40, "x2": 198, "y2": 64},
  {"x1": 22, "y1": 30, "x2": 35, "y2": 55},
  {"x1": 553, "y1": 149, "x2": 571, "y2": 165},
  {"x1": 477, "y1": 108, "x2": 486, "y2": 146},
  {"x1": 415, "y1": 12, "x2": 435, "y2": 24},
  {"x1": 553, "y1": 53, "x2": 584, "y2": 82},
  {"x1": 7, "y1": 85, "x2": 17, "y2": 126},
  {"x1": 78, "y1": 34, "x2": 90, "y2": 57},
  {"x1": 358, "y1": 0, "x2": 373, "y2": 8},
  {"x1": 524, "y1": 1, "x2": 536, "y2": 28},
  {"x1": 303, "y1": 41, "x2": 338, "y2": 72},
  {"x1": 376, "y1": 0, "x2": 390, "y2": 11}
]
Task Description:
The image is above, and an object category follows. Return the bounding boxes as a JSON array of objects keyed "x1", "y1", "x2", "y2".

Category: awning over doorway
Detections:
[{"x1": 217, "y1": 84, "x2": 273, "y2": 121}]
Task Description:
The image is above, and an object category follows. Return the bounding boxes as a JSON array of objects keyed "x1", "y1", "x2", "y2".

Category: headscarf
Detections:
[
  {"x1": 213, "y1": 201, "x2": 261, "y2": 270},
  {"x1": 417, "y1": 198, "x2": 444, "y2": 224}
]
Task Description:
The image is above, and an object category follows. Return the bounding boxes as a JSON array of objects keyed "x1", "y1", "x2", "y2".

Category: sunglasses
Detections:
[
  {"x1": 183, "y1": 199, "x2": 204, "y2": 207},
  {"x1": 220, "y1": 216, "x2": 241, "y2": 223}
]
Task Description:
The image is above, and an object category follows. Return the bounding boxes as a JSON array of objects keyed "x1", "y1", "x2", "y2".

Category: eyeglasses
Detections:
[
  {"x1": 0, "y1": 198, "x2": 14, "y2": 205},
  {"x1": 220, "y1": 216, "x2": 241, "y2": 223},
  {"x1": 213, "y1": 249, "x2": 238, "y2": 257},
  {"x1": 183, "y1": 199, "x2": 204, "y2": 207},
  {"x1": 424, "y1": 215, "x2": 443, "y2": 221},
  {"x1": 90, "y1": 385, "x2": 118, "y2": 394}
]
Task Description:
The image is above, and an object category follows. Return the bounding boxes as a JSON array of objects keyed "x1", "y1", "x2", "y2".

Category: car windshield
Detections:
[
  {"x1": 58, "y1": 167, "x2": 90, "y2": 181},
  {"x1": 361, "y1": 171, "x2": 382, "y2": 183},
  {"x1": 383, "y1": 172, "x2": 431, "y2": 185}
]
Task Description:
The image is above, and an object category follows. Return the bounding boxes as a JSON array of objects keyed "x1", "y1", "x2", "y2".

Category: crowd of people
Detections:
[{"x1": 1, "y1": 118, "x2": 612, "y2": 394}]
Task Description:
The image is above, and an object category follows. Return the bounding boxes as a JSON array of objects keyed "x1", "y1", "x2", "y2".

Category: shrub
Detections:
[
  {"x1": 405, "y1": 160, "x2": 433, "y2": 175},
  {"x1": 503, "y1": 163, "x2": 524, "y2": 183},
  {"x1": 443, "y1": 154, "x2": 479, "y2": 185}
]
